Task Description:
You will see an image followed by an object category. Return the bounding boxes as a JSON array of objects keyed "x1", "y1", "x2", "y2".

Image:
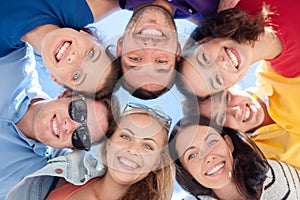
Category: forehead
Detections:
[
  {"x1": 175, "y1": 125, "x2": 219, "y2": 155},
  {"x1": 118, "y1": 113, "x2": 167, "y2": 139},
  {"x1": 122, "y1": 68, "x2": 174, "y2": 88}
]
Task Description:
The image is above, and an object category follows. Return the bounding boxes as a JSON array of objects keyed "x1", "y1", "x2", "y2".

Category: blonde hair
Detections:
[{"x1": 101, "y1": 109, "x2": 175, "y2": 200}]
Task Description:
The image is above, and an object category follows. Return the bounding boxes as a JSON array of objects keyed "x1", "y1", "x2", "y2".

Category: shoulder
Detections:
[{"x1": 262, "y1": 160, "x2": 300, "y2": 199}]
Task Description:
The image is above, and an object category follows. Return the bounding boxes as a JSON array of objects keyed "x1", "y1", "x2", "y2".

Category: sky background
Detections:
[{"x1": 36, "y1": 9, "x2": 260, "y2": 200}]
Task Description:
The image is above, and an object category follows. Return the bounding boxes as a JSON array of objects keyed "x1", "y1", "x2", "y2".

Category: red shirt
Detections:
[{"x1": 238, "y1": 0, "x2": 300, "y2": 78}]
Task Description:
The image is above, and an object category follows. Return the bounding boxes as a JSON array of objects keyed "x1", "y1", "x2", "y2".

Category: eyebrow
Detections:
[
  {"x1": 74, "y1": 73, "x2": 87, "y2": 87},
  {"x1": 183, "y1": 146, "x2": 196, "y2": 157},
  {"x1": 121, "y1": 128, "x2": 158, "y2": 145},
  {"x1": 182, "y1": 133, "x2": 216, "y2": 156},
  {"x1": 209, "y1": 78, "x2": 218, "y2": 90},
  {"x1": 196, "y1": 53, "x2": 206, "y2": 68},
  {"x1": 92, "y1": 47, "x2": 101, "y2": 63},
  {"x1": 204, "y1": 133, "x2": 217, "y2": 142}
]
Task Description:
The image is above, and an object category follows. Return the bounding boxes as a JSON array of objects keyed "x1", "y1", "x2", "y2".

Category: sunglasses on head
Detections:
[
  {"x1": 68, "y1": 96, "x2": 91, "y2": 151},
  {"x1": 123, "y1": 102, "x2": 172, "y2": 131}
]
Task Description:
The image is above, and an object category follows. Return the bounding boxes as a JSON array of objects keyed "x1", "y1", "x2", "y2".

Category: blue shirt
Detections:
[
  {"x1": 119, "y1": 0, "x2": 219, "y2": 20},
  {"x1": 7, "y1": 149, "x2": 104, "y2": 200},
  {"x1": 0, "y1": 45, "x2": 53, "y2": 200},
  {"x1": 0, "y1": 0, "x2": 93, "y2": 57}
]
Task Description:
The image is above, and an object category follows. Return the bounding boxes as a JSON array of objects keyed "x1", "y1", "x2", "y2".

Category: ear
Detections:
[
  {"x1": 57, "y1": 90, "x2": 73, "y2": 99},
  {"x1": 79, "y1": 30, "x2": 89, "y2": 35},
  {"x1": 50, "y1": 74, "x2": 64, "y2": 86},
  {"x1": 116, "y1": 37, "x2": 123, "y2": 56},
  {"x1": 176, "y1": 43, "x2": 182, "y2": 62},
  {"x1": 224, "y1": 135, "x2": 234, "y2": 153}
]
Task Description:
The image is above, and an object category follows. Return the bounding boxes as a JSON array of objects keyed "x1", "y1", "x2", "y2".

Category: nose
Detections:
[
  {"x1": 126, "y1": 144, "x2": 139, "y2": 156},
  {"x1": 139, "y1": 37, "x2": 158, "y2": 48},
  {"x1": 217, "y1": 54, "x2": 231, "y2": 70},
  {"x1": 228, "y1": 105, "x2": 242, "y2": 118},
  {"x1": 66, "y1": 50, "x2": 83, "y2": 66},
  {"x1": 63, "y1": 117, "x2": 80, "y2": 135},
  {"x1": 204, "y1": 154, "x2": 216, "y2": 165}
]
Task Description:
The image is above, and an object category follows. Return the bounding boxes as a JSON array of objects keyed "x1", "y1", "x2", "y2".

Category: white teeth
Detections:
[
  {"x1": 119, "y1": 157, "x2": 139, "y2": 169},
  {"x1": 207, "y1": 163, "x2": 224, "y2": 175},
  {"x1": 243, "y1": 106, "x2": 250, "y2": 122},
  {"x1": 226, "y1": 48, "x2": 238, "y2": 68},
  {"x1": 52, "y1": 119, "x2": 59, "y2": 136},
  {"x1": 141, "y1": 28, "x2": 163, "y2": 36},
  {"x1": 55, "y1": 41, "x2": 71, "y2": 62}
]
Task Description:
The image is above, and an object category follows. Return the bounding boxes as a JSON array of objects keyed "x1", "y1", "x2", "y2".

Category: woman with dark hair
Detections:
[
  {"x1": 168, "y1": 115, "x2": 300, "y2": 199},
  {"x1": 177, "y1": 0, "x2": 300, "y2": 98}
]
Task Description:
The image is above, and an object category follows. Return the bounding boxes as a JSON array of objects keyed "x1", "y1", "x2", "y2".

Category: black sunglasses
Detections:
[{"x1": 68, "y1": 96, "x2": 91, "y2": 151}]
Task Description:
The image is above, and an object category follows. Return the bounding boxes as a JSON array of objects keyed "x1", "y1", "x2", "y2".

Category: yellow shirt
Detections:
[
  {"x1": 251, "y1": 124, "x2": 300, "y2": 169},
  {"x1": 252, "y1": 61, "x2": 300, "y2": 169},
  {"x1": 256, "y1": 61, "x2": 300, "y2": 133}
]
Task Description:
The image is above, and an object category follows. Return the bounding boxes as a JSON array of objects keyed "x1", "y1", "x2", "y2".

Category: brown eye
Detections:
[
  {"x1": 129, "y1": 56, "x2": 142, "y2": 62},
  {"x1": 155, "y1": 59, "x2": 168, "y2": 64}
]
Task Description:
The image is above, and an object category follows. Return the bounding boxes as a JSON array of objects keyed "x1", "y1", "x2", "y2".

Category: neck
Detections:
[
  {"x1": 93, "y1": 173, "x2": 129, "y2": 200},
  {"x1": 21, "y1": 24, "x2": 59, "y2": 53},
  {"x1": 213, "y1": 182, "x2": 244, "y2": 200},
  {"x1": 250, "y1": 30, "x2": 282, "y2": 63},
  {"x1": 16, "y1": 98, "x2": 44, "y2": 139},
  {"x1": 256, "y1": 97, "x2": 274, "y2": 129},
  {"x1": 86, "y1": 0, "x2": 120, "y2": 21},
  {"x1": 134, "y1": 0, "x2": 174, "y2": 15}
]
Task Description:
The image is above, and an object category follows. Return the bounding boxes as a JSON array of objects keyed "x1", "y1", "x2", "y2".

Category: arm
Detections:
[
  {"x1": 86, "y1": 0, "x2": 121, "y2": 22},
  {"x1": 217, "y1": 0, "x2": 240, "y2": 12}
]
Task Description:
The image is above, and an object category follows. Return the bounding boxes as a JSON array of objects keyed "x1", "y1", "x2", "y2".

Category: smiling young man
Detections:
[
  {"x1": 116, "y1": 1, "x2": 181, "y2": 99},
  {"x1": 0, "y1": 45, "x2": 113, "y2": 199}
]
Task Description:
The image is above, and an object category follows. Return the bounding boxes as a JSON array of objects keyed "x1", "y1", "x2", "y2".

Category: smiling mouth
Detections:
[
  {"x1": 205, "y1": 162, "x2": 225, "y2": 176},
  {"x1": 225, "y1": 47, "x2": 240, "y2": 69},
  {"x1": 55, "y1": 41, "x2": 71, "y2": 62},
  {"x1": 119, "y1": 157, "x2": 140, "y2": 169},
  {"x1": 242, "y1": 104, "x2": 251, "y2": 122},
  {"x1": 51, "y1": 115, "x2": 60, "y2": 138},
  {"x1": 139, "y1": 28, "x2": 164, "y2": 37}
]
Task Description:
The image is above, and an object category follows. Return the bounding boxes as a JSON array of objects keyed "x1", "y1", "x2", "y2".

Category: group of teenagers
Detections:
[{"x1": 1, "y1": 0, "x2": 300, "y2": 199}]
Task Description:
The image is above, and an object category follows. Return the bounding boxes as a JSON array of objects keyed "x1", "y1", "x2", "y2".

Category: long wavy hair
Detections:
[{"x1": 168, "y1": 115, "x2": 269, "y2": 199}]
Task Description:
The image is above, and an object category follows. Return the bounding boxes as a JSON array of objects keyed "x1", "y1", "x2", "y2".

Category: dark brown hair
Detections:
[
  {"x1": 168, "y1": 115, "x2": 269, "y2": 199},
  {"x1": 183, "y1": 7, "x2": 269, "y2": 50}
]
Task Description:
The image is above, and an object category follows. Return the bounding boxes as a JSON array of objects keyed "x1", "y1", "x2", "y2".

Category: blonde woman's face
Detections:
[{"x1": 105, "y1": 113, "x2": 167, "y2": 185}]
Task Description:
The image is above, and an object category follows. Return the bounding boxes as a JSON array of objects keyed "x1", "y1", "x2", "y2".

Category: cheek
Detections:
[
  {"x1": 186, "y1": 161, "x2": 203, "y2": 179},
  {"x1": 143, "y1": 152, "x2": 161, "y2": 168},
  {"x1": 225, "y1": 117, "x2": 239, "y2": 130}
]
